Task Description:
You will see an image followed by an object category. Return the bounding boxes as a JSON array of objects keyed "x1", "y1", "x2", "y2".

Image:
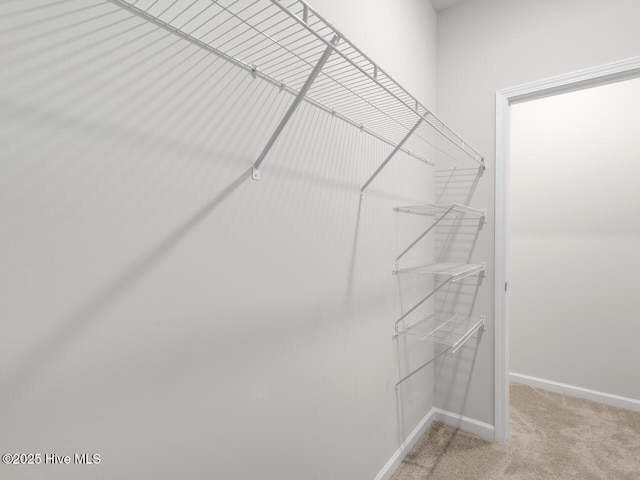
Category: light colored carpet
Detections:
[{"x1": 391, "y1": 383, "x2": 640, "y2": 479}]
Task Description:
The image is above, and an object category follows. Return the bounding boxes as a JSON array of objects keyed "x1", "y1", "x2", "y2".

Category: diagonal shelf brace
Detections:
[
  {"x1": 394, "y1": 316, "x2": 485, "y2": 390},
  {"x1": 360, "y1": 117, "x2": 424, "y2": 195},
  {"x1": 394, "y1": 277, "x2": 454, "y2": 332},
  {"x1": 252, "y1": 34, "x2": 340, "y2": 181},
  {"x1": 396, "y1": 205, "x2": 455, "y2": 264},
  {"x1": 393, "y1": 263, "x2": 485, "y2": 332},
  {"x1": 394, "y1": 348, "x2": 450, "y2": 391}
]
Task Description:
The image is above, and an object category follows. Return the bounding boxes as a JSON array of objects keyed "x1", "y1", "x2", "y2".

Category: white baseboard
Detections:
[
  {"x1": 373, "y1": 407, "x2": 436, "y2": 480},
  {"x1": 374, "y1": 407, "x2": 496, "y2": 480},
  {"x1": 510, "y1": 372, "x2": 640, "y2": 413},
  {"x1": 432, "y1": 408, "x2": 495, "y2": 441}
]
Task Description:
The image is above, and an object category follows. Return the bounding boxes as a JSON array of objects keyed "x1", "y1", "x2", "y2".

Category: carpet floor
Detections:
[{"x1": 391, "y1": 383, "x2": 640, "y2": 479}]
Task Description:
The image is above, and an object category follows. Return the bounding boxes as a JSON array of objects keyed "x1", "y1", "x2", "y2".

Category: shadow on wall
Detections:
[
  {"x1": 435, "y1": 165, "x2": 485, "y2": 316},
  {"x1": 434, "y1": 330, "x2": 484, "y2": 421},
  {"x1": 0, "y1": 0, "x2": 425, "y2": 408},
  {"x1": 391, "y1": 163, "x2": 485, "y2": 446},
  {"x1": 0, "y1": 4, "x2": 440, "y2": 479},
  {"x1": 0, "y1": 1, "x2": 269, "y2": 400},
  {"x1": 423, "y1": 337, "x2": 484, "y2": 479},
  {"x1": 0, "y1": 8, "x2": 290, "y2": 167},
  {"x1": 434, "y1": 165, "x2": 485, "y2": 420},
  {"x1": 0, "y1": 167, "x2": 252, "y2": 403}
]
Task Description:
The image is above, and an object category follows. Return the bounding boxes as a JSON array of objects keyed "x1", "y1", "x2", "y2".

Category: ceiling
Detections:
[{"x1": 430, "y1": 0, "x2": 467, "y2": 12}]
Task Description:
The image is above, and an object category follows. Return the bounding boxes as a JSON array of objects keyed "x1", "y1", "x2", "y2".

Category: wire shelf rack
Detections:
[
  {"x1": 395, "y1": 203, "x2": 486, "y2": 217},
  {"x1": 392, "y1": 262, "x2": 484, "y2": 333},
  {"x1": 394, "y1": 262, "x2": 485, "y2": 281},
  {"x1": 396, "y1": 313, "x2": 485, "y2": 351},
  {"x1": 109, "y1": 0, "x2": 484, "y2": 183},
  {"x1": 393, "y1": 203, "x2": 486, "y2": 264},
  {"x1": 393, "y1": 314, "x2": 485, "y2": 389}
]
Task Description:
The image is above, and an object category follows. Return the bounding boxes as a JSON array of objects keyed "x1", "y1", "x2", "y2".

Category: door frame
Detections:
[{"x1": 494, "y1": 56, "x2": 640, "y2": 443}]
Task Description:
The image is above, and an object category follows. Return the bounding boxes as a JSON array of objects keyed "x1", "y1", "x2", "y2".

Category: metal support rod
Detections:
[
  {"x1": 396, "y1": 205, "x2": 455, "y2": 263},
  {"x1": 395, "y1": 316, "x2": 485, "y2": 390},
  {"x1": 394, "y1": 277, "x2": 454, "y2": 330},
  {"x1": 360, "y1": 118, "x2": 424, "y2": 194},
  {"x1": 451, "y1": 317, "x2": 485, "y2": 354},
  {"x1": 395, "y1": 347, "x2": 451, "y2": 390},
  {"x1": 252, "y1": 34, "x2": 339, "y2": 180}
]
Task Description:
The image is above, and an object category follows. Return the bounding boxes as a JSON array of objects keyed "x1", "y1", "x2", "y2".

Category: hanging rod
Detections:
[{"x1": 109, "y1": 0, "x2": 483, "y2": 181}]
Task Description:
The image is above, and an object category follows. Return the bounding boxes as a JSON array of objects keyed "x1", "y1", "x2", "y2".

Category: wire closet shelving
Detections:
[
  {"x1": 110, "y1": 0, "x2": 484, "y2": 187},
  {"x1": 396, "y1": 313, "x2": 485, "y2": 348},
  {"x1": 108, "y1": 0, "x2": 488, "y2": 392},
  {"x1": 393, "y1": 200, "x2": 486, "y2": 390},
  {"x1": 394, "y1": 202, "x2": 485, "y2": 266},
  {"x1": 394, "y1": 262, "x2": 485, "y2": 278},
  {"x1": 393, "y1": 314, "x2": 485, "y2": 389},
  {"x1": 392, "y1": 262, "x2": 485, "y2": 337}
]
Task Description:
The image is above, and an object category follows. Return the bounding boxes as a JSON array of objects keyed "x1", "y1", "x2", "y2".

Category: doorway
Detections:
[{"x1": 494, "y1": 56, "x2": 640, "y2": 442}]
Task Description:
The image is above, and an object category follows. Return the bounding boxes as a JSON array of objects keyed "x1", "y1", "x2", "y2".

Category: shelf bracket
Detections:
[
  {"x1": 360, "y1": 117, "x2": 424, "y2": 196},
  {"x1": 252, "y1": 34, "x2": 340, "y2": 181},
  {"x1": 394, "y1": 277, "x2": 454, "y2": 332},
  {"x1": 396, "y1": 205, "x2": 455, "y2": 263},
  {"x1": 394, "y1": 348, "x2": 450, "y2": 391}
]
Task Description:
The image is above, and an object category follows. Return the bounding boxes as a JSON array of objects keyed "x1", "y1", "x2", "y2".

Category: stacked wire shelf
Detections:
[
  {"x1": 395, "y1": 313, "x2": 485, "y2": 353},
  {"x1": 394, "y1": 199, "x2": 486, "y2": 389},
  {"x1": 394, "y1": 262, "x2": 485, "y2": 279}
]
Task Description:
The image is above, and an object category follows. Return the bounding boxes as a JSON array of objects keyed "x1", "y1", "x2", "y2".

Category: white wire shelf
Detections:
[
  {"x1": 109, "y1": 0, "x2": 484, "y2": 183},
  {"x1": 393, "y1": 203, "x2": 485, "y2": 263},
  {"x1": 394, "y1": 262, "x2": 485, "y2": 281},
  {"x1": 395, "y1": 203, "x2": 486, "y2": 217},
  {"x1": 395, "y1": 313, "x2": 485, "y2": 350},
  {"x1": 393, "y1": 263, "x2": 484, "y2": 332},
  {"x1": 394, "y1": 314, "x2": 485, "y2": 389}
]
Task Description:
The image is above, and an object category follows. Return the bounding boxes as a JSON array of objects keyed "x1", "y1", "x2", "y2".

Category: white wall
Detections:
[
  {"x1": 0, "y1": 1, "x2": 437, "y2": 479},
  {"x1": 436, "y1": 0, "x2": 640, "y2": 424},
  {"x1": 510, "y1": 77, "x2": 640, "y2": 402}
]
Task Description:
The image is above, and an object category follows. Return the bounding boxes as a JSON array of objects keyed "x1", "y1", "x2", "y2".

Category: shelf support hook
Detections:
[
  {"x1": 252, "y1": 34, "x2": 340, "y2": 181},
  {"x1": 360, "y1": 117, "x2": 423, "y2": 195}
]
